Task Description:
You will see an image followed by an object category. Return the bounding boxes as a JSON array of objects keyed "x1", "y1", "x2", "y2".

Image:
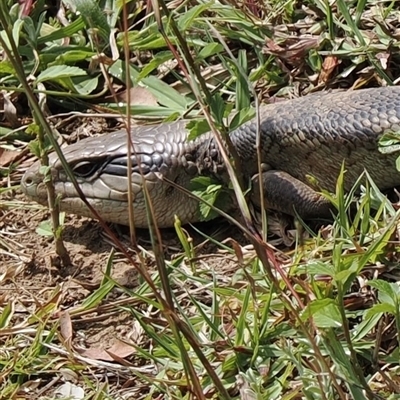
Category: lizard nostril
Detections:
[{"x1": 22, "y1": 173, "x2": 35, "y2": 186}]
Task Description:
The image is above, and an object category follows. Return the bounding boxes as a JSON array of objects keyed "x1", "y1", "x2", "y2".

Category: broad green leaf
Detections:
[
  {"x1": 190, "y1": 175, "x2": 230, "y2": 220},
  {"x1": 190, "y1": 176, "x2": 219, "y2": 190},
  {"x1": 229, "y1": 107, "x2": 255, "y2": 130},
  {"x1": 308, "y1": 49, "x2": 323, "y2": 72},
  {"x1": 209, "y1": 92, "x2": 226, "y2": 124},
  {"x1": 37, "y1": 65, "x2": 87, "y2": 83},
  {"x1": 0, "y1": 126, "x2": 13, "y2": 136},
  {"x1": 12, "y1": 18, "x2": 24, "y2": 47},
  {"x1": 302, "y1": 299, "x2": 342, "y2": 328},
  {"x1": 304, "y1": 261, "x2": 335, "y2": 278},
  {"x1": 141, "y1": 76, "x2": 192, "y2": 110},
  {"x1": 22, "y1": 16, "x2": 38, "y2": 46},
  {"x1": 36, "y1": 220, "x2": 53, "y2": 237},
  {"x1": 364, "y1": 303, "x2": 394, "y2": 320},
  {"x1": 186, "y1": 119, "x2": 210, "y2": 141},
  {"x1": 335, "y1": 266, "x2": 358, "y2": 285},
  {"x1": 108, "y1": 59, "x2": 139, "y2": 85},
  {"x1": 193, "y1": 184, "x2": 223, "y2": 220},
  {"x1": 369, "y1": 279, "x2": 400, "y2": 306},
  {"x1": 71, "y1": 75, "x2": 99, "y2": 95},
  {"x1": 0, "y1": 20, "x2": 22, "y2": 53}
]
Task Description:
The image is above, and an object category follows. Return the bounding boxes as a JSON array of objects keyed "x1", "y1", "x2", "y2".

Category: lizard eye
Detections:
[{"x1": 73, "y1": 161, "x2": 98, "y2": 177}]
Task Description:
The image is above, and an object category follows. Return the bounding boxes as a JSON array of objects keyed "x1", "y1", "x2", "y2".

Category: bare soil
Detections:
[{"x1": 1, "y1": 173, "x2": 254, "y2": 398}]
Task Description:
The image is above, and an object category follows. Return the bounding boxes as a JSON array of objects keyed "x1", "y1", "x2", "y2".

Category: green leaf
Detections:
[
  {"x1": 12, "y1": 18, "x2": 24, "y2": 48},
  {"x1": 369, "y1": 279, "x2": 400, "y2": 306},
  {"x1": 229, "y1": 107, "x2": 255, "y2": 130},
  {"x1": 0, "y1": 18, "x2": 22, "y2": 53},
  {"x1": 302, "y1": 299, "x2": 342, "y2": 328},
  {"x1": 0, "y1": 126, "x2": 13, "y2": 136},
  {"x1": 186, "y1": 119, "x2": 210, "y2": 141},
  {"x1": 36, "y1": 65, "x2": 87, "y2": 83},
  {"x1": 308, "y1": 49, "x2": 323, "y2": 72},
  {"x1": 304, "y1": 261, "x2": 335, "y2": 278},
  {"x1": 36, "y1": 66, "x2": 97, "y2": 95},
  {"x1": 0, "y1": 60, "x2": 15, "y2": 75},
  {"x1": 121, "y1": 30, "x2": 168, "y2": 51},
  {"x1": 378, "y1": 131, "x2": 400, "y2": 155},
  {"x1": 53, "y1": 50, "x2": 96, "y2": 64},
  {"x1": 37, "y1": 17, "x2": 86, "y2": 44},
  {"x1": 0, "y1": 301, "x2": 13, "y2": 329},
  {"x1": 137, "y1": 51, "x2": 173, "y2": 80},
  {"x1": 108, "y1": 59, "x2": 139, "y2": 86},
  {"x1": 79, "y1": 280, "x2": 115, "y2": 309},
  {"x1": 71, "y1": 75, "x2": 99, "y2": 95},
  {"x1": 198, "y1": 43, "x2": 223, "y2": 60},
  {"x1": 352, "y1": 311, "x2": 383, "y2": 341},
  {"x1": 235, "y1": 49, "x2": 250, "y2": 110},
  {"x1": 141, "y1": 76, "x2": 192, "y2": 110},
  {"x1": 190, "y1": 176, "x2": 218, "y2": 190},
  {"x1": 209, "y1": 92, "x2": 226, "y2": 125},
  {"x1": 190, "y1": 175, "x2": 231, "y2": 221},
  {"x1": 364, "y1": 303, "x2": 394, "y2": 320},
  {"x1": 335, "y1": 267, "x2": 357, "y2": 285},
  {"x1": 22, "y1": 16, "x2": 38, "y2": 46},
  {"x1": 36, "y1": 220, "x2": 53, "y2": 237},
  {"x1": 178, "y1": 3, "x2": 210, "y2": 30},
  {"x1": 194, "y1": 184, "x2": 223, "y2": 220},
  {"x1": 65, "y1": 0, "x2": 111, "y2": 42}
]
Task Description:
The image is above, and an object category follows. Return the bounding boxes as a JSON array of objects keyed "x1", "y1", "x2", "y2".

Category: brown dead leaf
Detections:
[
  {"x1": 318, "y1": 56, "x2": 340, "y2": 84},
  {"x1": 263, "y1": 38, "x2": 285, "y2": 54},
  {"x1": 79, "y1": 339, "x2": 135, "y2": 362},
  {"x1": 351, "y1": 73, "x2": 374, "y2": 89},
  {"x1": 230, "y1": 239, "x2": 244, "y2": 265},
  {"x1": 376, "y1": 52, "x2": 390, "y2": 70},
  {"x1": 263, "y1": 37, "x2": 319, "y2": 66},
  {"x1": 0, "y1": 147, "x2": 22, "y2": 167},
  {"x1": 3, "y1": 92, "x2": 19, "y2": 127},
  {"x1": 59, "y1": 311, "x2": 73, "y2": 348},
  {"x1": 0, "y1": 264, "x2": 25, "y2": 283},
  {"x1": 115, "y1": 86, "x2": 158, "y2": 106}
]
